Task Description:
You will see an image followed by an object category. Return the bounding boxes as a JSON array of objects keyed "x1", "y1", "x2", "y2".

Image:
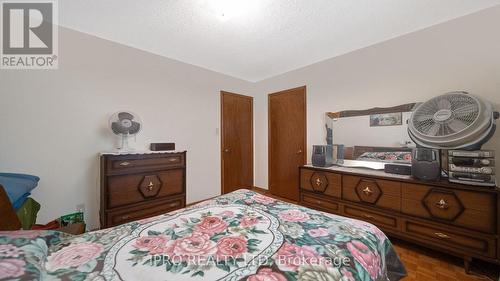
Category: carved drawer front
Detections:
[
  {"x1": 301, "y1": 193, "x2": 339, "y2": 213},
  {"x1": 402, "y1": 183, "x2": 496, "y2": 233},
  {"x1": 106, "y1": 153, "x2": 184, "y2": 174},
  {"x1": 107, "y1": 169, "x2": 184, "y2": 208},
  {"x1": 342, "y1": 175, "x2": 401, "y2": 211},
  {"x1": 106, "y1": 198, "x2": 184, "y2": 227},
  {"x1": 402, "y1": 220, "x2": 496, "y2": 258},
  {"x1": 300, "y1": 168, "x2": 341, "y2": 198},
  {"x1": 343, "y1": 205, "x2": 399, "y2": 231}
]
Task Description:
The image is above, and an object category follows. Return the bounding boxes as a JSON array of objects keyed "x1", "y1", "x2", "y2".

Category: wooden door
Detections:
[
  {"x1": 268, "y1": 86, "x2": 306, "y2": 201},
  {"x1": 221, "y1": 91, "x2": 254, "y2": 194}
]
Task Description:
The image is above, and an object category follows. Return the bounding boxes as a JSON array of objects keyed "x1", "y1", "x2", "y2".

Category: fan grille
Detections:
[{"x1": 411, "y1": 93, "x2": 479, "y2": 137}]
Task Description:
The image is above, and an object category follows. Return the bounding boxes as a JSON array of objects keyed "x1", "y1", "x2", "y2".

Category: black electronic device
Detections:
[
  {"x1": 385, "y1": 163, "x2": 412, "y2": 176},
  {"x1": 312, "y1": 145, "x2": 334, "y2": 167},
  {"x1": 448, "y1": 150, "x2": 496, "y2": 187},
  {"x1": 411, "y1": 148, "x2": 441, "y2": 181},
  {"x1": 150, "y1": 143, "x2": 176, "y2": 151}
]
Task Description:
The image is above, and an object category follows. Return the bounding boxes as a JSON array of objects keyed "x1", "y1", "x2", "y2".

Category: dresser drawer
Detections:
[
  {"x1": 107, "y1": 169, "x2": 184, "y2": 208},
  {"x1": 402, "y1": 220, "x2": 496, "y2": 258},
  {"x1": 106, "y1": 197, "x2": 185, "y2": 227},
  {"x1": 300, "y1": 168, "x2": 341, "y2": 198},
  {"x1": 402, "y1": 183, "x2": 496, "y2": 233},
  {"x1": 342, "y1": 175, "x2": 401, "y2": 211},
  {"x1": 301, "y1": 192, "x2": 340, "y2": 213},
  {"x1": 106, "y1": 153, "x2": 185, "y2": 174},
  {"x1": 343, "y1": 205, "x2": 399, "y2": 231}
]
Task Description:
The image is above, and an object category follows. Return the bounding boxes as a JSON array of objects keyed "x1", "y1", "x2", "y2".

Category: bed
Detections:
[{"x1": 0, "y1": 189, "x2": 406, "y2": 281}]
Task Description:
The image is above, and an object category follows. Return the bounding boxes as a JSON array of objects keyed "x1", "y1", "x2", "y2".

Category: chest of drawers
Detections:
[
  {"x1": 299, "y1": 165, "x2": 500, "y2": 270},
  {"x1": 100, "y1": 152, "x2": 186, "y2": 228}
]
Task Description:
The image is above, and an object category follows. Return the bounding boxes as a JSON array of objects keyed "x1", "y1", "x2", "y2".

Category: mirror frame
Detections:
[{"x1": 327, "y1": 103, "x2": 419, "y2": 119}]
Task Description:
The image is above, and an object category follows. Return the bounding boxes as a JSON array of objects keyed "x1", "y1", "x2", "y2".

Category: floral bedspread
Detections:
[{"x1": 0, "y1": 190, "x2": 406, "y2": 281}]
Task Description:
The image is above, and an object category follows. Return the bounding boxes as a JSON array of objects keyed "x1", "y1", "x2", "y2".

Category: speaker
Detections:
[
  {"x1": 312, "y1": 145, "x2": 334, "y2": 167},
  {"x1": 385, "y1": 163, "x2": 412, "y2": 175},
  {"x1": 150, "y1": 143, "x2": 175, "y2": 151},
  {"x1": 411, "y1": 148, "x2": 441, "y2": 181}
]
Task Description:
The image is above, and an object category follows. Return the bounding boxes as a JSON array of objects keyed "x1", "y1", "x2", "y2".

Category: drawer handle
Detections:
[
  {"x1": 168, "y1": 158, "x2": 178, "y2": 162},
  {"x1": 119, "y1": 161, "x2": 131, "y2": 166},
  {"x1": 434, "y1": 232, "x2": 451, "y2": 239},
  {"x1": 362, "y1": 187, "x2": 373, "y2": 196},
  {"x1": 363, "y1": 214, "x2": 374, "y2": 219},
  {"x1": 168, "y1": 202, "x2": 179, "y2": 207},
  {"x1": 120, "y1": 215, "x2": 131, "y2": 220},
  {"x1": 148, "y1": 182, "x2": 154, "y2": 191},
  {"x1": 315, "y1": 178, "x2": 323, "y2": 186},
  {"x1": 435, "y1": 199, "x2": 449, "y2": 210},
  {"x1": 316, "y1": 200, "x2": 322, "y2": 205}
]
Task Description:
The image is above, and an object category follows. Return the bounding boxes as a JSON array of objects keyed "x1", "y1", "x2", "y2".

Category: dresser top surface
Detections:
[
  {"x1": 304, "y1": 163, "x2": 411, "y2": 180},
  {"x1": 100, "y1": 150, "x2": 186, "y2": 156}
]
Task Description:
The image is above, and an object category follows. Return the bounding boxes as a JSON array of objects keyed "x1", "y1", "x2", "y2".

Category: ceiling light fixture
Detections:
[{"x1": 205, "y1": 0, "x2": 266, "y2": 21}]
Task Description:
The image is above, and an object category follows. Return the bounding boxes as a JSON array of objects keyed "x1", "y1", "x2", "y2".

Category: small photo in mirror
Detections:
[{"x1": 370, "y1": 112, "x2": 403, "y2": 127}]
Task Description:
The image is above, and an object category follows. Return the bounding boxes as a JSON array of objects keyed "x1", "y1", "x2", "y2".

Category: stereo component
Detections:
[
  {"x1": 448, "y1": 150, "x2": 496, "y2": 187},
  {"x1": 449, "y1": 150, "x2": 495, "y2": 158}
]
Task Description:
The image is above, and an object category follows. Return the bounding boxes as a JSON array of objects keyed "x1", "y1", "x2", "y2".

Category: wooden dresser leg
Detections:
[{"x1": 463, "y1": 257, "x2": 472, "y2": 274}]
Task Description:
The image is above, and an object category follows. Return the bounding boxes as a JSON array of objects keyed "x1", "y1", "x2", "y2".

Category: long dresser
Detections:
[
  {"x1": 100, "y1": 151, "x2": 186, "y2": 228},
  {"x1": 299, "y1": 165, "x2": 500, "y2": 270}
]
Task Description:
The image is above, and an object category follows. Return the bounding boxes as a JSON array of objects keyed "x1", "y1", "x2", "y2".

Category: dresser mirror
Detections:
[{"x1": 326, "y1": 103, "x2": 419, "y2": 164}]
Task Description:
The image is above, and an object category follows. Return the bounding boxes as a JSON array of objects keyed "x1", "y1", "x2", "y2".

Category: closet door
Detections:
[
  {"x1": 268, "y1": 86, "x2": 306, "y2": 201},
  {"x1": 221, "y1": 91, "x2": 254, "y2": 194}
]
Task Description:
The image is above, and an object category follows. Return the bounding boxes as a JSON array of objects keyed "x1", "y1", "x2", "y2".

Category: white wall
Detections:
[
  {"x1": 253, "y1": 6, "x2": 500, "y2": 188},
  {"x1": 0, "y1": 27, "x2": 252, "y2": 229},
  {"x1": 2, "y1": 5, "x2": 500, "y2": 229}
]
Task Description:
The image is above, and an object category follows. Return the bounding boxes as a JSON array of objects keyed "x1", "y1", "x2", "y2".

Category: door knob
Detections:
[
  {"x1": 297, "y1": 149, "x2": 303, "y2": 154},
  {"x1": 224, "y1": 148, "x2": 231, "y2": 153}
]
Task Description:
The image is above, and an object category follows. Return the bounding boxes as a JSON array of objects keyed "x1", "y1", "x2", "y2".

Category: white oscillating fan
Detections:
[
  {"x1": 408, "y1": 92, "x2": 499, "y2": 150},
  {"x1": 109, "y1": 111, "x2": 142, "y2": 151}
]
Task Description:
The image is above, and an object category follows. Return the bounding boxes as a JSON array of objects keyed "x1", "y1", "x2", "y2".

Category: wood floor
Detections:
[
  {"x1": 393, "y1": 239, "x2": 497, "y2": 281},
  {"x1": 249, "y1": 187, "x2": 499, "y2": 281}
]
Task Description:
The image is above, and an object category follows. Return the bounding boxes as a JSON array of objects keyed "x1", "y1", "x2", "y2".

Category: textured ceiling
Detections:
[{"x1": 59, "y1": 0, "x2": 500, "y2": 82}]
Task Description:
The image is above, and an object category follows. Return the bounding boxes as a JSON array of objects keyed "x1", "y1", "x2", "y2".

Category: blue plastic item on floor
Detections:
[{"x1": 0, "y1": 173, "x2": 40, "y2": 209}]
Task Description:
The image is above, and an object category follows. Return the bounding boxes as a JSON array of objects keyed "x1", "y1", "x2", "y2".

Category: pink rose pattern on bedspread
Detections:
[{"x1": 0, "y1": 190, "x2": 405, "y2": 281}]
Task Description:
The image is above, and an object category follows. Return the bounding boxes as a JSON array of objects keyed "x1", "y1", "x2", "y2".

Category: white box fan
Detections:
[{"x1": 408, "y1": 92, "x2": 499, "y2": 150}]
